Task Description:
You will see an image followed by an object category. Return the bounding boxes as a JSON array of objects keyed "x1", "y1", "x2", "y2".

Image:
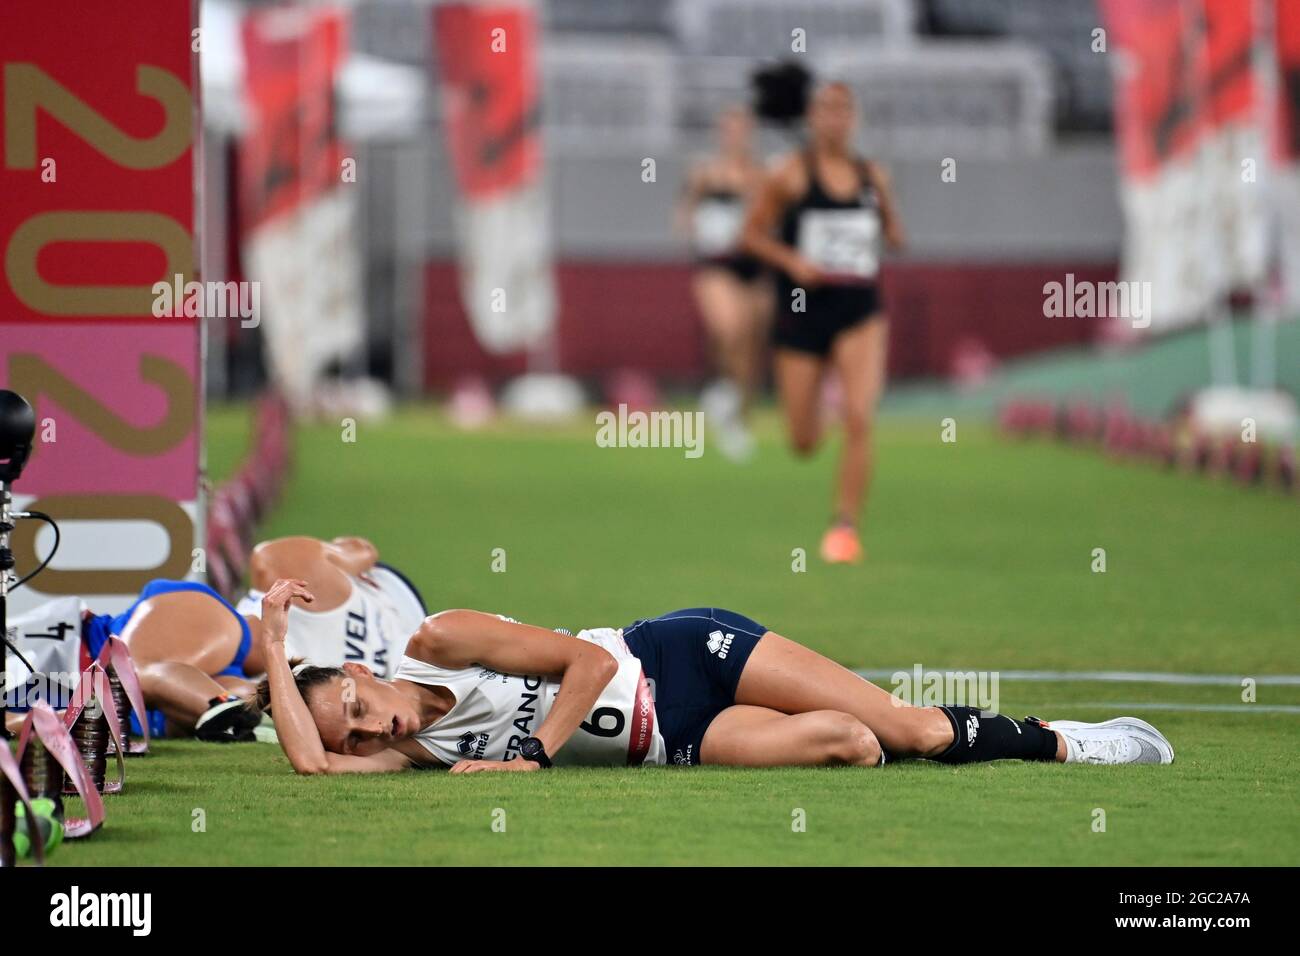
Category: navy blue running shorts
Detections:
[{"x1": 622, "y1": 607, "x2": 767, "y2": 766}]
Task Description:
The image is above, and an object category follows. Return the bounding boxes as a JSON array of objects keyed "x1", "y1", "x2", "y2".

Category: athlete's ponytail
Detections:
[{"x1": 252, "y1": 659, "x2": 345, "y2": 715}]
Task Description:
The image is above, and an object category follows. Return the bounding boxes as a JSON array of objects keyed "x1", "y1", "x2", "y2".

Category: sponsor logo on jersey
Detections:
[
  {"x1": 966, "y1": 715, "x2": 979, "y2": 746},
  {"x1": 706, "y1": 630, "x2": 734, "y2": 659},
  {"x1": 456, "y1": 731, "x2": 489, "y2": 760}
]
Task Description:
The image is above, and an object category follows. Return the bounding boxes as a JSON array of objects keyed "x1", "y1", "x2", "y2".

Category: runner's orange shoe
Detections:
[{"x1": 819, "y1": 524, "x2": 863, "y2": 563}]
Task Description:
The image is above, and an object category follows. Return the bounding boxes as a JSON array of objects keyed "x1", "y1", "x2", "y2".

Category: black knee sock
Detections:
[{"x1": 933, "y1": 707, "x2": 1058, "y2": 763}]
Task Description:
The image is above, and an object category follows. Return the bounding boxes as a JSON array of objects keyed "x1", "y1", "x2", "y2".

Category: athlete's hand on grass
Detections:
[
  {"x1": 260, "y1": 578, "x2": 314, "y2": 646},
  {"x1": 449, "y1": 759, "x2": 541, "y2": 774}
]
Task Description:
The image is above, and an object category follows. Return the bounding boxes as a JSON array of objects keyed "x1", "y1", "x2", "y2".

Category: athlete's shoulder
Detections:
[
  {"x1": 858, "y1": 156, "x2": 892, "y2": 190},
  {"x1": 765, "y1": 151, "x2": 808, "y2": 197}
]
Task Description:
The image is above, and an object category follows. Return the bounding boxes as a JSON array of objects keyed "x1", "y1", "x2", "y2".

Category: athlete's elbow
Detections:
[
  {"x1": 587, "y1": 647, "x2": 619, "y2": 684},
  {"x1": 291, "y1": 756, "x2": 331, "y2": 776}
]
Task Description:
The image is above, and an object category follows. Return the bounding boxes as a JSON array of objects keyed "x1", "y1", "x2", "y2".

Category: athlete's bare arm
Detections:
[
  {"x1": 741, "y1": 154, "x2": 821, "y2": 287},
  {"x1": 249, "y1": 535, "x2": 378, "y2": 611},
  {"x1": 675, "y1": 162, "x2": 706, "y2": 237},
  {"x1": 260, "y1": 579, "x2": 413, "y2": 775},
  {"x1": 863, "y1": 160, "x2": 906, "y2": 252},
  {"x1": 409, "y1": 610, "x2": 618, "y2": 774}
]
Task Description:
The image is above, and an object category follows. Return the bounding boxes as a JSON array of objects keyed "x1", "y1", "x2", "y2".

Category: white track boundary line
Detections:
[
  {"x1": 1026, "y1": 702, "x2": 1300, "y2": 715},
  {"x1": 856, "y1": 669, "x2": 1300, "y2": 686}
]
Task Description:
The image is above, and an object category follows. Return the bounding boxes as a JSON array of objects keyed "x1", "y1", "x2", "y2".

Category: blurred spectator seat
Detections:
[
  {"x1": 541, "y1": 37, "x2": 677, "y2": 152},
  {"x1": 352, "y1": 0, "x2": 430, "y2": 67},
  {"x1": 924, "y1": 0, "x2": 1111, "y2": 130},
  {"x1": 673, "y1": 0, "x2": 917, "y2": 57},
  {"x1": 923, "y1": 0, "x2": 1010, "y2": 35},
  {"x1": 820, "y1": 42, "x2": 1054, "y2": 157},
  {"x1": 545, "y1": 0, "x2": 673, "y2": 36},
  {"x1": 675, "y1": 56, "x2": 755, "y2": 131}
]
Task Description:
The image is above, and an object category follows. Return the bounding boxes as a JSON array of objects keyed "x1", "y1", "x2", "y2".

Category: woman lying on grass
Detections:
[{"x1": 256, "y1": 579, "x2": 1174, "y2": 774}]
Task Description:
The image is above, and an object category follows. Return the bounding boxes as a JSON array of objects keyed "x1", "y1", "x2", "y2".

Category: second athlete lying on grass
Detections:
[{"x1": 256, "y1": 579, "x2": 1175, "y2": 774}]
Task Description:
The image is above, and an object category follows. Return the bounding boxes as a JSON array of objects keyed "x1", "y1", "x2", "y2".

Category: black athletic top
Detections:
[{"x1": 775, "y1": 151, "x2": 883, "y2": 314}]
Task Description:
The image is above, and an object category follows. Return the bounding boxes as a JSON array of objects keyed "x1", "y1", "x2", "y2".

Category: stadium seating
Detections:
[
  {"x1": 545, "y1": 0, "x2": 673, "y2": 36},
  {"x1": 928, "y1": 0, "x2": 1112, "y2": 130},
  {"x1": 540, "y1": 37, "x2": 678, "y2": 150},
  {"x1": 819, "y1": 42, "x2": 1054, "y2": 156},
  {"x1": 671, "y1": 0, "x2": 917, "y2": 56}
]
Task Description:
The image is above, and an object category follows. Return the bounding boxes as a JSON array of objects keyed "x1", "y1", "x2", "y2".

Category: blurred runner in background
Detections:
[
  {"x1": 680, "y1": 104, "x2": 770, "y2": 461},
  {"x1": 744, "y1": 82, "x2": 905, "y2": 563}
]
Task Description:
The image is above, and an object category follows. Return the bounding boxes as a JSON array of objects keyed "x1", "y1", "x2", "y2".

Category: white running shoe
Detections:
[
  {"x1": 701, "y1": 380, "x2": 740, "y2": 425},
  {"x1": 1047, "y1": 716, "x2": 1175, "y2": 765},
  {"x1": 701, "y1": 380, "x2": 755, "y2": 462}
]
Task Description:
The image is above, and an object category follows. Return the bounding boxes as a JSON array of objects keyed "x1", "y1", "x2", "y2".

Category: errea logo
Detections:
[
  {"x1": 50, "y1": 886, "x2": 151, "y2": 936},
  {"x1": 706, "y1": 630, "x2": 734, "y2": 659}
]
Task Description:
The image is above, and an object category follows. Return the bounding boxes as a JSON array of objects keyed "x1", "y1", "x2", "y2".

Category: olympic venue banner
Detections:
[
  {"x1": 0, "y1": 1, "x2": 201, "y2": 614},
  {"x1": 1102, "y1": 0, "x2": 1300, "y2": 328}
]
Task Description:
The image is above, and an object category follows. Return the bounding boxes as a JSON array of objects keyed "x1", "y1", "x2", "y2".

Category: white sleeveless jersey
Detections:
[
  {"x1": 396, "y1": 626, "x2": 666, "y2": 768},
  {"x1": 237, "y1": 566, "x2": 426, "y2": 679},
  {"x1": 692, "y1": 196, "x2": 745, "y2": 257}
]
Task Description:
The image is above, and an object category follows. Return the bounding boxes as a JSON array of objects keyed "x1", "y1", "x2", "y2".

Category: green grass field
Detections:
[{"x1": 52, "y1": 405, "x2": 1300, "y2": 865}]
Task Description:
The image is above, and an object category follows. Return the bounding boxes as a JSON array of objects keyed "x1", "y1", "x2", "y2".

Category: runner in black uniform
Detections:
[
  {"x1": 743, "y1": 82, "x2": 904, "y2": 562},
  {"x1": 678, "y1": 105, "x2": 770, "y2": 461}
]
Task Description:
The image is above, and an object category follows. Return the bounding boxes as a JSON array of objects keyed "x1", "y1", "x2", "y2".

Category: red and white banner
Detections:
[
  {"x1": 239, "y1": 5, "x2": 364, "y2": 410},
  {"x1": 1103, "y1": 0, "x2": 1271, "y2": 330},
  {"x1": 0, "y1": 0, "x2": 201, "y2": 614},
  {"x1": 433, "y1": 0, "x2": 556, "y2": 354},
  {"x1": 1272, "y1": 0, "x2": 1300, "y2": 313}
]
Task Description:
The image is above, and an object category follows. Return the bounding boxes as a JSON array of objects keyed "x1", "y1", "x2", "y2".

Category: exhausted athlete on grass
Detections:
[
  {"x1": 4, "y1": 535, "x2": 423, "y2": 743},
  {"x1": 257, "y1": 579, "x2": 1174, "y2": 774}
]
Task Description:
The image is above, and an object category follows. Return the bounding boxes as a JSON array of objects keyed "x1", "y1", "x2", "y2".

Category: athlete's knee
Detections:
[
  {"x1": 814, "y1": 711, "x2": 881, "y2": 767},
  {"x1": 841, "y1": 410, "x2": 874, "y2": 443},
  {"x1": 134, "y1": 660, "x2": 168, "y2": 688},
  {"x1": 789, "y1": 430, "x2": 819, "y2": 457}
]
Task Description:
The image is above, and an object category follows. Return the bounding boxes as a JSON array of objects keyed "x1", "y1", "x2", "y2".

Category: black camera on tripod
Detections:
[
  {"x1": 2, "y1": 389, "x2": 39, "y2": 722},
  {"x1": 0, "y1": 389, "x2": 34, "y2": 487}
]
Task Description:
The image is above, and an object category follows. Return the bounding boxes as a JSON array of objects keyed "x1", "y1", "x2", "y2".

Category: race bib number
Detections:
[
  {"x1": 797, "y1": 208, "x2": 880, "y2": 279},
  {"x1": 693, "y1": 199, "x2": 744, "y2": 257},
  {"x1": 547, "y1": 659, "x2": 661, "y2": 766},
  {"x1": 4, "y1": 597, "x2": 87, "y2": 704}
]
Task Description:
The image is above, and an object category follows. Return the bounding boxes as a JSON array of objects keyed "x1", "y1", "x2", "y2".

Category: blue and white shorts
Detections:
[{"x1": 622, "y1": 607, "x2": 767, "y2": 766}]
